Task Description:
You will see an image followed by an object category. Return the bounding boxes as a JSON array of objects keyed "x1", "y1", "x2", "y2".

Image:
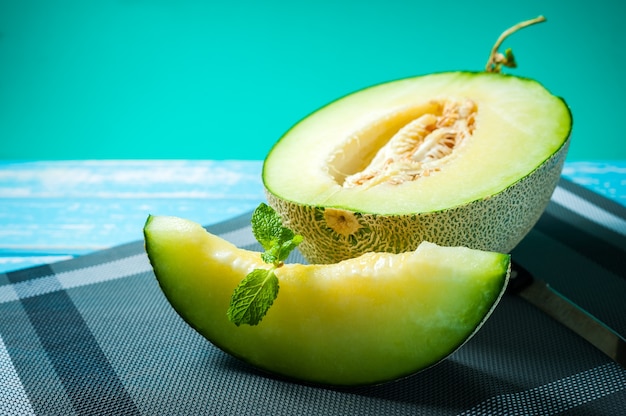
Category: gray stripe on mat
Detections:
[
  {"x1": 0, "y1": 335, "x2": 35, "y2": 416},
  {"x1": 458, "y1": 362, "x2": 626, "y2": 416},
  {"x1": 6, "y1": 265, "x2": 141, "y2": 416}
]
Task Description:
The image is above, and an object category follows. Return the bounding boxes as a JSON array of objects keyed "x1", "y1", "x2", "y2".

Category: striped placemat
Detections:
[{"x1": 1, "y1": 178, "x2": 624, "y2": 415}]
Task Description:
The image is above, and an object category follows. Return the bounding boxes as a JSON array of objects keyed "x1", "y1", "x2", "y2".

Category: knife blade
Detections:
[{"x1": 508, "y1": 262, "x2": 626, "y2": 368}]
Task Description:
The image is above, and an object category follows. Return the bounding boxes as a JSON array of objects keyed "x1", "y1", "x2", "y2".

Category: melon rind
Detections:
[{"x1": 266, "y1": 134, "x2": 569, "y2": 264}]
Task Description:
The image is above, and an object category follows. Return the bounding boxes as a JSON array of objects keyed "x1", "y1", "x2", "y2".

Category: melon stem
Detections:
[{"x1": 485, "y1": 15, "x2": 547, "y2": 73}]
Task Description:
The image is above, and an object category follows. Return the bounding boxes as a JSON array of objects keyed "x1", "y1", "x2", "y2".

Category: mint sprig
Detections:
[{"x1": 227, "y1": 203, "x2": 302, "y2": 326}]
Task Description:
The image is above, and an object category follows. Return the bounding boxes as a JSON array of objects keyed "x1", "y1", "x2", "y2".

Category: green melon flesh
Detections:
[
  {"x1": 263, "y1": 71, "x2": 571, "y2": 264},
  {"x1": 144, "y1": 215, "x2": 510, "y2": 386}
]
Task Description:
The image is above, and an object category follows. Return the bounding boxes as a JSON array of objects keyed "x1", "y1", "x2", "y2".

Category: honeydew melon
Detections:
[
  {"x1": 144, "y1": 215, "x2": 510, "y2": 386},
  {"x1": 263, "y1": 71, "x2": 571, "y2": 264}
]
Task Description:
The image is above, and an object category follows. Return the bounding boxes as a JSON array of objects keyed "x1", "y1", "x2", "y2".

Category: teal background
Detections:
[{"x1": 1, "y1": 1, "x2": 624, "y2": 161}]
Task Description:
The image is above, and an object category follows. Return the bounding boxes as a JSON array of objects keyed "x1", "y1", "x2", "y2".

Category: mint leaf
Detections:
[
  {"x1": 261, "y1": 249, "x2": 279, "y2": 265},
  {"x1": 276, "y1": 234, "x2": 303, "y2": 262},
  {"x1": 227, "y1": 268, "x2": 279, "y2": 326},
  {"x1": 261, "y1": 233, "x2": 303, "y2": 264},
  {"x1": 251, "y1": 203, "x2": 284, "y2": 251},
  {"x1": 251, "y1": 203, "x2": 301, "y2": 259}
]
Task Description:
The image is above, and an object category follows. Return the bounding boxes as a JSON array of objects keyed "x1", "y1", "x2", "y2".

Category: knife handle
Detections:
[{"x1": 508, "y1": 260, "x2": 626, "y2": 368}]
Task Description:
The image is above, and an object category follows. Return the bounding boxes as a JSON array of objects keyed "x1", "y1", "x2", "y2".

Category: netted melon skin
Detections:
[{"x1": 266, "y1": 139, "x2": 569, "y2": 264}]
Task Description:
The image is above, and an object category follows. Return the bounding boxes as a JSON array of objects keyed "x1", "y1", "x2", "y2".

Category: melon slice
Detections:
[
  {"x1": 263, "y1": 72, "x2": 572, "y2": 264},
  {"x1": 144, "y1": 215, "x2": 510, "y2": 386}
]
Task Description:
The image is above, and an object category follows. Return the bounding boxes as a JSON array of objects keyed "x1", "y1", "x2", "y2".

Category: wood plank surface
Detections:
[{"x1": 0, "y1": 160, "x2": 264, "y2": 272}]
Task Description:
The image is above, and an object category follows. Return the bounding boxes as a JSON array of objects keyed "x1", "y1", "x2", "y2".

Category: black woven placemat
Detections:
[{"x1": 1, "y1": 178, "x2": 625, "y2": 415}]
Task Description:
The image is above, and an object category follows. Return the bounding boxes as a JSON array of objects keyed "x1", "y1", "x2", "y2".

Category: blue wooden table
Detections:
[{"x1": 1, "y1": 160, "x2": 625, "y2": 273}]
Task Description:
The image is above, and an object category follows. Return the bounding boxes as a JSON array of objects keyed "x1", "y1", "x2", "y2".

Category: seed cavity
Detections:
[{"x1": 327, "y1": 98, "x2": 477, "y2": 188}]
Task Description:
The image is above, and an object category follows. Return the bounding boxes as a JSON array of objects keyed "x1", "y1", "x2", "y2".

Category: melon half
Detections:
[{"x1": 263, "y1": 72, "x2": 572, "y2": 264}]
